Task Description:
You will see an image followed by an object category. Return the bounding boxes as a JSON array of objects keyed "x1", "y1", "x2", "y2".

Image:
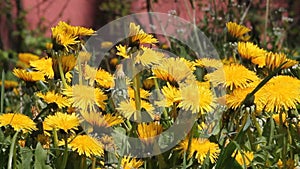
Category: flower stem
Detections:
[
  {"x1": 60, "y1": 135, "x2": 69, "y2": 169},
  {"x1": 8, "y1": 131, "x2": 19, "y2": 169},
  {"x1": 133, "y1": 72, "x2": 141, "y2": 121},
  {"x1": 58, "y1": 56, "x2": 67, "y2": 88},
  {"x1": 1, "y1": 70, "x2": 5, "y2": 114}
]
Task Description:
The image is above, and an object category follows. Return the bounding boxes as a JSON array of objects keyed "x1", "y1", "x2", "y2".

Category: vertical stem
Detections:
[
  {"x1": 251, "y1": 113, "x2": 262, "y2": 136},
  {"x1": 133, "y1": 72, "x2": 141, "y2": 121},
  {"x1": 52, "y1": 129, "x2": 60, "y2": 159},
  {"x1": 8, "y1": 131, "x2": 19, "y2": 169},
  {"x1": 1, "y1": 70, "x2": 5, "y2": 114},
  {"x1": 80, "y1": 156, "x2": 86, "y2": 169},
  {"x1": 60, "y1": 135, "x2": 69, "y2": 169},
  {"x1": 58, "y1": 56, "x2": 67, "y2": 88},
  {"x1": 91, "y1": 156, "x2": 96, "y2": 169}
]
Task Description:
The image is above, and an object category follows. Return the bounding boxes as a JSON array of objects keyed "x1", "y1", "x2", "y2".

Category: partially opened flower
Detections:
[
  {"x1": 0, "y1": 80, "x2": 18, "y2": 89},
  {"x1": 69, "y1": 135, "x2": 104, "y2": 157},
  {"x1": 265, "y1": 52, "x2": 298, "y2": 71},
  {"x1": 36, "y1": 91, "x2": 70, "y2": 108},
  {"x1": 205, "y1": 64, "x2": 259, "y2": 90},
  {"x1": 238, "y1": 42, "x2": 267, "y2": 67},
  {"x1": 18, "y1": 53, "x2": 39, "y2": 68},
  {"x1": 121, "y1": 156, "x2": 144, "y2": 169},
  {"x1": 176, "y1": 138, "x2": 220, "y2": 164},
  {"x1": 0, "y1": 113, "x2": 37, "y2": 133},
  {"x1": 116, "y1": 44, "x2": 129, "y2": 59},
  {"x1": 13, "y1": 68, "x2": 45, "y2": 82},
  {"x1": 226, "y1": 22, "x2": 251, "y2": 41},
  {"x1": 63, "y1": 85, "x2": 107, "y2": 112},
  {"x1": 137, "y1": 122, "x2": 163, "y2": 145},
  {"x1": 129, "y1": 22, "x2": 158, "y2": 45},
  {"x1": 30, "y1": 57, "x2": 54, "y2": 79},
  {"x1": 44, "y1": 112, "x2": 80, "y2": 133}
]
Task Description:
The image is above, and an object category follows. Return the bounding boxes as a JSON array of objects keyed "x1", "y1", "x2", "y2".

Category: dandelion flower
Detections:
[
  {"x1": 78, "y1": 51, "x2": 92, "y2": 63},
  {"x1": 129, "y1": 22, "x2": 158, "y2": 45},
  {"x1": 233, "y1": 150, "x2": 254, "y2": 167},
  {"x1": 44, "y1": 112, "x2": 80, "y2": 133},
  {"x1": 135, "y1": 47, "x2": 164, "y2": 67},
  {"x1": 128, "y1": 87, "x2": 150, "y2": 99},
  {"x1": 226, "y1": 82, "x2": 265, "y2": 112},
  {"x1": 81, "y1": 111, "x2": 123, "y2": 128},
  {"x1": 121, "y1": 156, "x2": 144, "y2": 169},
  {"x1": 238, "y1": 42, "x2": 267, "y2": 67},
  {"x1": 194, "y1": 58, "x2": 223, "y2": 69},
  {"x1": 178, "y1": 82, "x2": 215, "y2": 114},
  {"x1": 61, "y1": 54, "x2": 77, "y2": 72},
  {"x1": 205, "y1": 64, "x2": 259, "y2": 90},
  {"x1": 30, "y1": 57, "x2": 54, "y2": 79},
  {"x1": 69, "y1": 135, "x2": 104, "y2": 157},
  {"x1": 18, "y1": 53, "x2": 39, "y2": 67},
  {"x1": 0, "y1": 113, "x2": 37, "y2": 133},
  {"x1": 137, "y1": 122, "x2": 163, "y2": 145},
  {"x1": 152, "y1": 57, "x2": 196, "y2": 83},
  {"x1": 0, "y1": 80, "x2": 18, "y2": 89},
  {"x1": 226, "y1": 22, "x2": 251, "y2": 41},
  {"x1": 95, "y1": 68, "x2": 114, "y2": 88},
  {"x1": 13, "y1": 68, "x2": 45, "y2": 82},
  {"x1": 63, "y1": 85, "x2": 108, "y2": 112},
  {"x1": 36, "y1": 91, "x2": 70, "y2": 108},
  {"x1": 265, "y1": 52, "x2": 298, "y2": 70},
  {"x1": 155, "y1": 83, "x2": 181, "y2": 107},
  {"x1": 83, "y1": 64, "x2": 97, "y2": 85},
  {"x1": 262, "y1": 75, "x2": 300, "y2": 112},
  {"x1": 117, "y1": 99, "x2": 154, "y2": 119},
  {"x1": 176, "y1": 138, "x2": 220, "y2": 164}
]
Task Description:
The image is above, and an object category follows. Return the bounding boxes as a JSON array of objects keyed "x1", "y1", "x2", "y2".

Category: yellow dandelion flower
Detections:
[
  {"x1": 0, "y1": 80, "x2": 18, "y2": 89},
  {"x1": 194, "y1": 58, "x2": 223, "y2": 69},
  {"x1": 13, "y1": 68, "x2": 45, "y2": 82},
  {"x1": 226, "y1": 22, "x2": 251, "y2": 41},
  {"x1": 238, "y1": 42, "x2": 267, "y2": 67},
  {"x1": 36, "y1": 91, "x2": 70, "y2": 108},
  {"x1": 83, "y1": 64, "x2": 97, "y2": 85},
  {"x1": 137, "y1": 122, "x2": 163, "y2": 145},
  {"x1": 45, "y1": 42, "x2": 53, "y2": 50},
  {"x1": 72, "y1": 26, "x2": 95, "y2": 36},
  {"x1": 18, "y1": 53, "x2": 39, "y2": 67},
  {"x1": 30, "y1": 57, "x2": 54, "y2": 79},
  {"x1": 44, "y1": 112, "x2": 79, "y2": 133},
  {"x1": 178, "y1": 82, "x2": 215, "y2": 114},
  {"x1": 81, "y1": 111, "x2": 123, "y2": 128},
  {"x1": 176, "y1": 138, "x2": 220, "y2": 164},
  {"x1": 143, "y1": 78, "x2": 154, "y2": 89},
  {"x1": 78, "y1": 51, "x2": 92, "y2": 63},
  {"x1": 63, "y1": 85, "x2": 108, "y2": 112},
  {"x1": 155, "y1": 83, "x2": 181, "y2": 107},
  {"x1": 152, "y1": 57, "x2": 196, "y2": 83},
  {"x1": 226, "y1": 82, "x2": 266, "y2": 112},
  {"x1": 116, "y1": 44, "x2": 129, "y2": 59},
  {"x1": 95, "y1": 68, "x2": 114, "y2": 88},
  {"x1": 262, "y1": 75, "x2": 300, "y2": 112},
  {"x1": 135, "y1": 47, "x2": 164, "y2": 67},
  {"x1": 0, "y1": 113, "x2": 37, "y2": 133},
  {"x1": 117, "y1": 99, "x2": 154, "y2": 119},
  {"x1": 265, "y1": 52, "x2": 298, "y2": 70},
  {"x1": 205, "y1": 64, "x2": 259, "y2": 90},
  {"x1": 65, "y1": 71, "x2": 72, "y2": 83},
  {"x1": 61, "y1": 54, "x2": 77, "y2": 72},
  {"x1": 121, "y1": 156, "x2": 144, "y2": 169},
  {"x1": 128, "y1": 87, "x2": 150, "y2": 99},
  {"x1": 101, "y1": 41, "x2": 113, "y2": 49},
  {"x1": 69, "y1": 135, "x2": 103, "y2": 157},
  {"x1": 129, "y1": 22, "x2": 158, "y2": 45},
  {"x1": 272, "y1": 113, "x2": 287, "y2": 125},
  {"x1": 233, "y1": 150, "x2": 254, "y2": 167}
]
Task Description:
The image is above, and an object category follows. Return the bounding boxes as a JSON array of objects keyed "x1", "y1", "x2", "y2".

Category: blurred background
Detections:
[{"x1": 0, "y1": 0, "x2": 299, "y2": 56}]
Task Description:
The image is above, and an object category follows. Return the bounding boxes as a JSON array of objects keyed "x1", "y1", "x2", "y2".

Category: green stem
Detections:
[
  {"x1": 52, "y1": 129, "x2": 60, "y2": 158},
  {"x1": 133, "y1": 72, "x2": 141, "y2": 121},
  {"x1": 58, "y1": 56, "x2": 67, "y2": 88},
  {"x1": 80, "y1": 156, "x2": 86, "y2": 169},
  {"x1": 184, "y1": 123, "x2": 195, "y2": 169},
  {"x1": 77, "y1": 57, "x2": 83, "y2": 85},
  {"x1": 1, "y1": 70, "x2": 4, "y2": 114},
  {"x1": 60, "y1": 135, "x2": 69, "y2": 169},
  {"x1": 8, "y1": 131, "x2": 19, "y2": 169},
  {"x1": 91, "y1": 156, "x2": 96, "y2": 169},
  {"x1": 251, "y1": 113, "x2": 262, "y2": 136}
]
